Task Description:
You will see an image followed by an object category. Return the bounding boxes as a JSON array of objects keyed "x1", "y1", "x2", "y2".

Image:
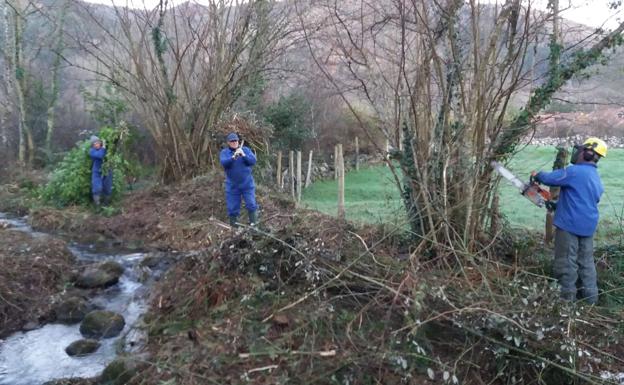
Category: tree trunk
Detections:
[
  {"x1": 11, "y1": 1, "x2": 32, "y2": 166},
  {"x1": 545, "y1": 147, "x2": 567, "y2": 244},
  {"x1": 1, "y1": 2, "x2": 13, "y2": 149},
  {"x1": 45, "y1": 0, "x2": 70, "y2": 156},
  {"x1": 337, "y1": 144, "x2": 345, "y2": 220}
]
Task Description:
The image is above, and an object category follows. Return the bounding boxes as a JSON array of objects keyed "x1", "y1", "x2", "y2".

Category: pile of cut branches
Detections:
[{"x1": 114, "y1": 219, "x2": 624, "y2": 385}]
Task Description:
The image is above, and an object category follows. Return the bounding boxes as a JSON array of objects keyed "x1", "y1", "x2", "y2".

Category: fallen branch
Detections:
[{"x1": 238, "y1": 349, "x2": 337, "y2": 359}]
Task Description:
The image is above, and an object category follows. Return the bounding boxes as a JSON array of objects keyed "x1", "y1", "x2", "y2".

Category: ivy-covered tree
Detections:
[
  {"x1": 303, "y1": 0, "x2": 624, "y2": 254},
  {"x1": 263, "y1": 93, "x2": 312, "y2": 151}
]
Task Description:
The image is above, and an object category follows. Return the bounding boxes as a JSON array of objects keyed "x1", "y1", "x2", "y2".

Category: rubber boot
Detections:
[
  {"x1": 93, "y1": 195, "x2": 101, "y2": 206},
  {"x1": 248, "y1": 210, "x2": 258, "y2": 227},
  {"x1": 103, "y1": 195, "x2": 111, "y2": 206},
  {"x1": 229, "y1": 216, "x2": 239, "y2": 228}
]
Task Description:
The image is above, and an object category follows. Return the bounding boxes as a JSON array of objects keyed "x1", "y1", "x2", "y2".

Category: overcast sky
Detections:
[{"x1": 82, "y1": 0, "x2": 623, "y2": 29}]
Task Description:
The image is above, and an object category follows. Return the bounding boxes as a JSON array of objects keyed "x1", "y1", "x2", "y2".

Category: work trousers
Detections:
[
  {"x1": 92, "y1": 169, "x2": 113, "y2": 197},
  {"x1": 553, "y1": 228, "x2": 598, "y2": 304},
  {"x1": 225, "y1": 185, "x2": 257, "y2": 218}
]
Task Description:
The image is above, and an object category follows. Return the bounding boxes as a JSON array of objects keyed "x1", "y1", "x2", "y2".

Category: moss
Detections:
[{"x1": 100, "y1": 358, "x2": 137, "y2": 385}]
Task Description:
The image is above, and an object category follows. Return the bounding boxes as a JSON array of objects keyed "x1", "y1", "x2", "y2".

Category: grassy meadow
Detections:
[
  {"x1": 301, "y1": 165, "x2": 405, "y2": 225},
  {"x1": 302, "y1": 146, "x2": 624, "y2": 242}
]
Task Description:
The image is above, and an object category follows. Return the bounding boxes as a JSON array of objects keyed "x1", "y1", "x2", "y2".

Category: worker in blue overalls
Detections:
[
  {"x1": 89, "y1": 135, "x2": 113, "y2": 206},
  {"x1": 219, "y1": 133, "x2": 258, "y2": 227}
]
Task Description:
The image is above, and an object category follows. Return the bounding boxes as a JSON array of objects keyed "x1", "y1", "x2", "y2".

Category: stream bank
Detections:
[{"x1": 0, "y1": 214, "x2": 174, "y2": 385}]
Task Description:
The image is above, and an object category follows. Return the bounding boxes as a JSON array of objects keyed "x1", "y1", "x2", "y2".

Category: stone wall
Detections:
[{"x1": 529, "y1": 135, "x2": 624, "y2": 148}]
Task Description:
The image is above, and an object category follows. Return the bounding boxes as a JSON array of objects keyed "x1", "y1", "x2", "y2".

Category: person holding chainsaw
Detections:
[
  {"x1": 532, "y1": 137, "x2": 607, "y2": 304},
  {"x1": 220, "y1": 132, "x2": 258, "y2": 228}
]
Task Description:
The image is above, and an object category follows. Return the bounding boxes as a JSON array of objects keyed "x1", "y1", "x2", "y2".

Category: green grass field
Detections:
[
  {"x1": 302, "y1": 146, "x2": 624, "y2": 242},
  {"x1": 301, "y1": 165, "x2": 404, "y2": 225}
]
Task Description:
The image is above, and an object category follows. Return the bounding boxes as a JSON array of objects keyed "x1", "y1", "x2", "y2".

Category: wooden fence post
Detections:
[
  {"x1": 305, "y1": 150, "x2": 313, "y2": 188},
  {"x1": 289, "y1": 150, "x2": 295, "y2": 200},
  {"x1": 355, "y1": 137, "x2": 359, "y2": 171},
  {"x1": 334, "y1": 145, "x2": 338, "y2": 179},
  {"x1": 337, "y1": 143, "x2": 345, "y2": 220},
  {"x1": 297, "y1": 150, "x2": 302, "y2": 203},
  {"x1": 276, "y1": 151, "x2": 282, "y2": 188}
]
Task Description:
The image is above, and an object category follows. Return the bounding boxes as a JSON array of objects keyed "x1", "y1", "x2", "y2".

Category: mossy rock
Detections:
[
  {"x1": 65, "y1": 339, "x2": 101, "y2": 356},
  {"x1": 75, "y1": 262, "x2": 123, "y2": 289},
  {"x1": 99, "y1": 261, "x2": 124, "y2": 276},
  {"x1": 80, "y1": 310, "x2": 125, "y2": 338},
  {"x1": 100, "y1": 358, "x2": 137, "y2": 385},
  {"x1": 54, "y1": 297, "x2": 89, "y2": 324},
  {"x1": 43, "y1": 379, "x2": 95, "y2": 385},
  {"x1": 139, "y1": 253, "x2": 164, "y2": 268}
]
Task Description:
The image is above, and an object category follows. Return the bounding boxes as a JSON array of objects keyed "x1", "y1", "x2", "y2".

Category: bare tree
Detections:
[
  {"x1": 4, "y1": 0, "x2": 36, "y2": 166},
  {"x1": 300, "y1": 0, "x2": 624, "y2": 255},
  {"x1": 66, "y1": 0, "x2": 293, "y2": 182}
]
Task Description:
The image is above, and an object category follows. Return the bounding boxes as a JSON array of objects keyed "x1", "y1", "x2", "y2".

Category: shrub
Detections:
[{"x1": 41, "y1": 126, "x2": 128, "y2": 207}]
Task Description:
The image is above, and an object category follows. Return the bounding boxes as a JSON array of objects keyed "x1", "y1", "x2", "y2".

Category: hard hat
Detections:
[{"x1": 583, "y1": 137, "x2": 607, "y2": 157}]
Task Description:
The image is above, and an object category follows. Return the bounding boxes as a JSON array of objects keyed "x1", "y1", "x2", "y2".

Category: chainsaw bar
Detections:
[{"x1": 491, "y1": 161, "x2": 551, "y2": 208}]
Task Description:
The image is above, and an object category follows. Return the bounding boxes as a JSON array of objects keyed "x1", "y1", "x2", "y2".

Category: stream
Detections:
[{"x1": 0, "y1": 213, "x2": 160, "y2": 385}]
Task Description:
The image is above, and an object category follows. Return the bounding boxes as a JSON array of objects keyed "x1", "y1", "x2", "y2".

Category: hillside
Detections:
[{"x1": 1, "y1": 0, "x2": 624, "y2": 159}]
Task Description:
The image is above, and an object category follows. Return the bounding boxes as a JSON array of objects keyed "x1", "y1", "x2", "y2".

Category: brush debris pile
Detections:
[
  {"x1": 114, "y1": 221, "x2": 624, "y2": 385},
  {"x1": 0, "y1": 226, "x2": 75, "y2": 337}
]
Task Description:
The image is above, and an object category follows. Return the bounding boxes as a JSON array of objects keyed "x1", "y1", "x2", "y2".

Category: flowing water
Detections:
[{"x1": 0, "y1": 214, "x2": 154, "y2": 385}]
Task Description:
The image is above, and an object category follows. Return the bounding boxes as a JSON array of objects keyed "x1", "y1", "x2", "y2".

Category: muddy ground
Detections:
[
  {"x1": 26, "y1": 173, "x2": 296, "y2": 251},
  {"x1": 24, "y1": 172, "x2": 396, "y2": 256}
]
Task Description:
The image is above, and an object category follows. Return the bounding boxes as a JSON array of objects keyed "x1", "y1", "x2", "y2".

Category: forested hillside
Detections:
[{"x1": 1, "y1": 0, "x2": 624, "y2": 171}]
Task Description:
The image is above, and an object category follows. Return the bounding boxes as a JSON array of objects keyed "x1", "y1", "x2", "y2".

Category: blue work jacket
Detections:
[
  {"x1": 89, "y1": 147, "x2": 107, "y2": 176},
  {"x1": 536, "y1": 163, "x2": 604, "y2": 237},
  {"x1": 220, "y1": 146, "x2": 257, "y2": 190}
]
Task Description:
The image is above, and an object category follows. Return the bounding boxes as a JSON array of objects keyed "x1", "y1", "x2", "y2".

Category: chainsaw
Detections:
[{"x1": 491, "y1": 161, "x2": 554, "y2": 210}]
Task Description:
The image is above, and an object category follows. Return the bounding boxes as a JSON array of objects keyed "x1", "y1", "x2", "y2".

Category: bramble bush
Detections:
[{"x1": 41, "y1": 126, "x2": 129, "y2": 207}]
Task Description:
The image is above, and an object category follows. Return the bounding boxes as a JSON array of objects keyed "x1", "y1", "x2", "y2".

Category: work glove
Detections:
[
  {"x1": 235, "y1": 148, "x2": 245, "y2": 157},
  {"x1": 545, "y1": 200, "x2": 557, "y2": 212},
  {"x1": 529, "y1": 171, "x2": 538, "y2": 185}
]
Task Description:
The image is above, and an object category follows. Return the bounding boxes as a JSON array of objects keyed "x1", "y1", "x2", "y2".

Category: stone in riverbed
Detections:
[
  {"x1": 80, "y1": 310, "x2": 125, "y2": 338},
  {"x1": 42, "y1": 379, "x2": 94, "y2": 385},
  {"x1": 99, "y1": 260, "x2": 125, "y2": 276},
  {"x1": 54, "y1": 297, "x2": 89, "y2": 324},
  {"x1": 100, "y1": 357, "x2": 138, "y2": 385},
  {"x1": 65, "y1": 339, "x2": 101, "y2": 356},
  {"x1": 22, "y1": 321, "x2": 39, "y2": 331},
  {"x1": 74, "y1": 261, "x2": 124, "y2": 289}
]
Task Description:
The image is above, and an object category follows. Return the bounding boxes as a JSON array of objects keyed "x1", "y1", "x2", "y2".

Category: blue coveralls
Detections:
[
  {"x1": 89, "y1": 147, "x2": 113, "y2": 199},
  {"x1": 536, "y1": 163, "x2": 604, "y2": 303},
  {"x1": 219, "y1": 146, "x2": 258, "y2": 218}
]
